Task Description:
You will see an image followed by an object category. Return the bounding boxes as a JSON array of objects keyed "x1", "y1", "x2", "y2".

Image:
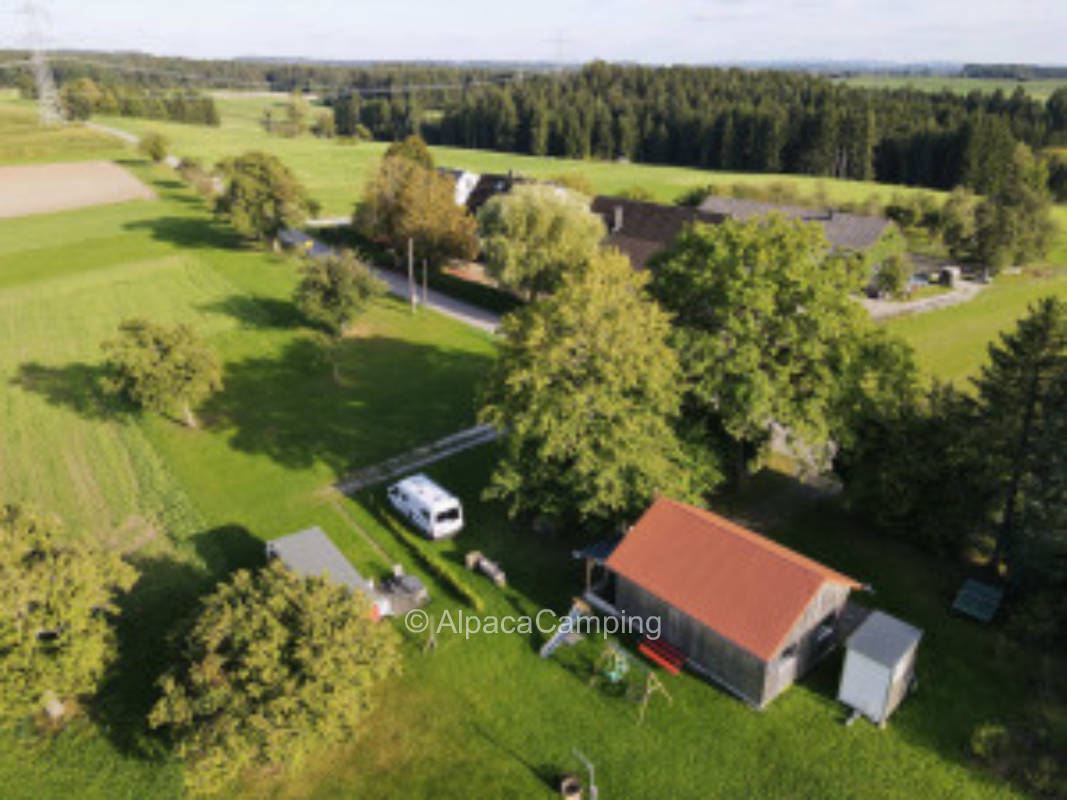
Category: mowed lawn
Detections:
[{"x1": 887, "y1": 268, "x2": 1067, "y2": 384}]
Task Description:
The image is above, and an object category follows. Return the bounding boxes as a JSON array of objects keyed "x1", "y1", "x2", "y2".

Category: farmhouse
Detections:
[
  {"x1": 582, "y1": 498, "x2": 864, "y2": 707},
  {"x1": 437, "y1": 167, "x2": 524, "y2": 213},
  {"x1": 696, "y1": 195, "x2": 892, "y2": 253},
  {"x1": 590, "y1": 195, "x2": 726, "y2": 269}
]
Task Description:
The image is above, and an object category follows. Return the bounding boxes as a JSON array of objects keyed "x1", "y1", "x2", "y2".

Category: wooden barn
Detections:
[{"x1": 583, "y1": 498, "x2": 864, "y2": 708}]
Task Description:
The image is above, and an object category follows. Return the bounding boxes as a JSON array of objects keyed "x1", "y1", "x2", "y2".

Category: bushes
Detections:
[
  {"x1": 137, "y1": 131, "x2": 169, "y2": 163},
  {"x1": 429, "y1": 270, "x2": 523, "y2": 315},
  {"x1": 380, "y1": 511, "x2": 485, "y2": 612},
  {"x1": 176, "y1": 157, "x2": 217, "y2": 197}
]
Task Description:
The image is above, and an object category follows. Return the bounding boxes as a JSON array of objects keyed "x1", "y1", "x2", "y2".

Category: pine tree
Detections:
[{"x1": 974, "y1": 297, "x2": 1067, "y2": 572}]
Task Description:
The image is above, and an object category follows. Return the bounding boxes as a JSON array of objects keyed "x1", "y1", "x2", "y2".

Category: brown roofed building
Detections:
[
  {"x1": 586, "y1": 497, "x2": 863, "y2": 707},
  {"x1": 590, "y1": 196, "x2": 726, "y2": 270}
]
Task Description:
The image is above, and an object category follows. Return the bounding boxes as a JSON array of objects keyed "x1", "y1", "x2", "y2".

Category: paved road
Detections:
[
  {"x1": 86, "y1": 121, "x2": 181, "y2": 168},
  {"x1": 861, "y1": 279, "x2": 986, "y2": 321},
  {"x1": 374, "y1": 267, "x2": 501, "y2": 334}
]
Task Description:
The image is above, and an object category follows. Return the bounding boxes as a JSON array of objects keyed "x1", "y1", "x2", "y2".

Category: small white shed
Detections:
[{"x1": 838, "y1": 611, "x2": 922, "y2": 727}]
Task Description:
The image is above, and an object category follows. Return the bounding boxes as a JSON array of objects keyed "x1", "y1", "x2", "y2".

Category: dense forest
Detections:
[{"x1": 415, "y1": 63, "x2": 1067, "y2": 191}]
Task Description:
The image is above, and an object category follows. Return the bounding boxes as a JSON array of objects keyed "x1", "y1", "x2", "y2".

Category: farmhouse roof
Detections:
[
  {"x1": 591, "y1": 195, "x2": 726, "y2": 270},
  {"x1": 696, "y1": 196, "x2": 890, "y2": 251},
  {"x1": 464, "y1": 172, "x2": 521, "y2": 213},
  {"x1": 266, "y1": 526, "x2": 373, "y2": 595},
  {"x1": 605, "y1": 498, "x2": 863, "y2": 661}
]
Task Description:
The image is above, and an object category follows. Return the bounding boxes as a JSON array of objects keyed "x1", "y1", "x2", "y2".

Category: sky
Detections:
[{"x1": 2, "y1": 0, "x2": 1065, "y2": 65}]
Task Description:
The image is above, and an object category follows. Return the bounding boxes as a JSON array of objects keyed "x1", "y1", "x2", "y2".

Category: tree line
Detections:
[
  {"x1": 422, "y1": 62, "x2": 1067, "y2": 192},
  {"x1": 963, "y1": 63, "x2": 1067, "y2": 80},
  {"x1": 0, "y1": 49, "x2": 520, "y2": 105},
  {"x1": 46, "y1": 76, "x2": 220, "y2": 125}
]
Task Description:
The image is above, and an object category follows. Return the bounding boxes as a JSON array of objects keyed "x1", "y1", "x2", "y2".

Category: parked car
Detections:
[{"x1": 387, "y1": 473, "x2": 464, "y2": 539}]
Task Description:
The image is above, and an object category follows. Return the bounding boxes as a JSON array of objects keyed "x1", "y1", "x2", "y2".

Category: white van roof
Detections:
[{"x1": 394, "y1": 473, "x2": 460, "y2": 513}]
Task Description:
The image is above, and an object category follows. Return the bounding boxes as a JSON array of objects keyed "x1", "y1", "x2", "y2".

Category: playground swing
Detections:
[{"x1": 590, "y1": 642, "x2": 673, "y2": 726}]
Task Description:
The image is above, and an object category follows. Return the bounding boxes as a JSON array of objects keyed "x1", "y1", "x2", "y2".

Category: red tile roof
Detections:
[{"x1": 605, "y1": 498, "x2": 862, "y2": 661}]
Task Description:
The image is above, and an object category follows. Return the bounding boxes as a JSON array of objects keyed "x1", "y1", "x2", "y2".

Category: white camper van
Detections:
[{"x1": 387, "y1": 474, "x2": 464, "y2": 539}]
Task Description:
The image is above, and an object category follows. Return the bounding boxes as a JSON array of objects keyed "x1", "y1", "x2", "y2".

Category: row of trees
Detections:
[
  {"x1": 0, "y1": 49, "x2": 520, "y2": 100},
  {"x1": 0, "y1": 504, "x2": 399, "y2": 794},
  {"x1": 424, "y1": 63, "x2": 1067, "y2": 192},
  {"x1": 56, "y1": 76, "x2": 220, "y2": 125}
]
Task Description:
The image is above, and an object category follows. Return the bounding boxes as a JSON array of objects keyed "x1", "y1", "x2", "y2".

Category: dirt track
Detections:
[{"x1": 0, "y1": 160, "x2": 155, "y2": 219}]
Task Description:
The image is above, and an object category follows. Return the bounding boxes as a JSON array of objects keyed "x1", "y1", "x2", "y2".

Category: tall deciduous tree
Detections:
[
  {"x1": 974, "y1": 296, "x2": 1067, "y2": 572},
  {"x1": 356, "y1": 156, "x2": 477, "y2": 268},
  {"x1": 479, "y1": 249, "x2": 702, "y2": 525},
  {"x1": 478, "y1": 184, "x2": 606, "y2": 299},
  {"x1": 101, "y1": 319, "x2": 222, "y2": 428},
  {"x1": 0, "y1": 505, "x2": 137, "y2": 723},
  {"x1": 649, "y1": 214, "x2": 867, "y2": 477},
  {"x1": 215, "y1": 151, "x2": 317, "y2": 241},
  {"x1": 383, "y1": 134, "x2": 434, "y2": 169},
  {"x1": 148, "y1": 561, "x2": 400, "y2": 795},
  {"x1": 293, "y1": 251, "x2": 386, "y2": 336}
]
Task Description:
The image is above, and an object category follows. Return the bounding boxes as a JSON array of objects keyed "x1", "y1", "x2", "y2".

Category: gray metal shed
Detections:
[
  {"x1": 838, "y1": 611, "x2": 922, "y2": 726},
  {"x1": 266, "y1": 527, "x2": 429, "y2": 618},
  {"x1": 266, "y1": 526, "x2": 374, "y2": 595}
]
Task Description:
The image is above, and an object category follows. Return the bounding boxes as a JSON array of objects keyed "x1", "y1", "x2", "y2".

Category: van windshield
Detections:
[{"x1": 436, "y1": 508, "x2": 460, "y2": 523}]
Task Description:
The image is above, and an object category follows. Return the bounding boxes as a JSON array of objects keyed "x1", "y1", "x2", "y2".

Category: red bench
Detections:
[{"x1": 638, "y1": 637, "x2": 686, "y2": 674}]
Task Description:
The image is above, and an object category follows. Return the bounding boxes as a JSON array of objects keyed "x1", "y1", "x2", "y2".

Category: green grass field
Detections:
[
  {"x1": 839, "y1": 75, "x2": 1067, "y2": 101},
  {"x1": 0, "y1": 94, "x2": 1061, "y2": 799},
  {"x1": 0, "y1": 104, "x2": 129, "y2": 165},
  {"x1": 888, "y1": 269, "x2": 1067, "y2": 384}
]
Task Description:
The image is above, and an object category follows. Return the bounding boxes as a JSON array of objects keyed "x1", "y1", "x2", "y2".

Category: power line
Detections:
[
  {"x1": 2, "y1": 53, "x2": 530, "y2": 96},
  {"x1": 16, "y1": 0, "x2": 63, "y2": 125}
]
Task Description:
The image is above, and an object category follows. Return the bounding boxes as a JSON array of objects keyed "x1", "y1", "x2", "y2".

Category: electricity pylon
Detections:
[{"x1": 18, "y1": 0, "x2": 64, "y2": 126}]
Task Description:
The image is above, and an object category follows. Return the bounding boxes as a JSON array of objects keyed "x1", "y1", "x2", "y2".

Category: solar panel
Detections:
[{"x1": 951, "y1": 578, "x2": 1004, "y2": 622}]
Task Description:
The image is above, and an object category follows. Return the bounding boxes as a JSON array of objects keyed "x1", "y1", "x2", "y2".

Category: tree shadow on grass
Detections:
[
  {"x1": 89, "y1": 552, "x2": 209, "y2": 759},
  {"x1": 8, "y1": 361, "x2": 122, "y2": 420},
  {"x1": 90, "y1": 524, "x2": 263, "y2": 758},
  {"x1": 123, "y1": 215, "x2": 243, "y2": 251},
  {"x1": 469, "y1": 722, "x2": 560, "y2": 793},
  {"x1": 190, "y1": 523, "x2": 266, "y2": 575},
  {"x1": 202, "y1": 333, "x2": 494, "y2": 475},
  {"x1": 197, "y1": 294, "x2": 307, "y2": 330}
]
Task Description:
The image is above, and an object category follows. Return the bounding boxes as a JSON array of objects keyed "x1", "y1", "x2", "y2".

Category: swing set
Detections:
[{"x1": 590, "y1": 641, "x2": 673, "y2": 725}]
